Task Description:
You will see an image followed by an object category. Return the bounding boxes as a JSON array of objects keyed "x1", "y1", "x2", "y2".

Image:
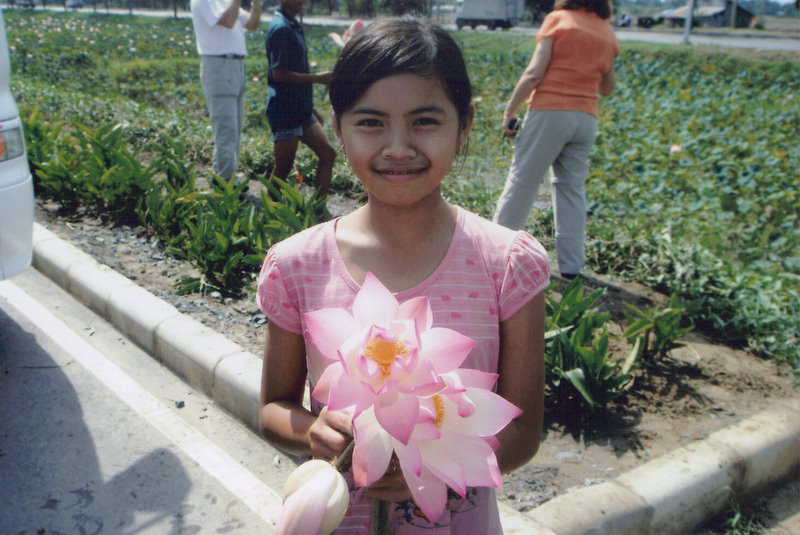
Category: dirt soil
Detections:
[{"x1": 33, "y1": 191, "x2": 798, "y2": 530}]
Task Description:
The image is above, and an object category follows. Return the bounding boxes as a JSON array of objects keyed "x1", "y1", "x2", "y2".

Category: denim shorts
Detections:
[{"x1": 271, "y1": 113, "x2": 317, "y2": 142}]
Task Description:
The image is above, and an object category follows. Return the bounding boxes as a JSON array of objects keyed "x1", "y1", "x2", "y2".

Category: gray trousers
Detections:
[
  {"x1": 493, "y1": 109, "x2": 598, "y2": 275},
  {"x1": 200, "y1": 56, "x2": 246, "y2": 181}
]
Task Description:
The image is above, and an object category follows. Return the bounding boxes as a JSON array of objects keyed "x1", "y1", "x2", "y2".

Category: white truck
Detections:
[
  {"x1": 453, "y1": 0, "x2": 526, "y2": 30},
  {"x1": 0, "y1": 11, "x2": 34, "y2": 280}
]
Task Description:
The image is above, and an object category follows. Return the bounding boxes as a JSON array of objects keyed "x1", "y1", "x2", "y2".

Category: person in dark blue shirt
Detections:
[{"x1": 266, "y1": 0, "x2": 335, "y2": 197}]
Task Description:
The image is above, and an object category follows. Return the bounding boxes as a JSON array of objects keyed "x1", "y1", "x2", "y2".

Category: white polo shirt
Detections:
[{"x1": 191, "y1": 0, "x2": 250, "y2": 56}]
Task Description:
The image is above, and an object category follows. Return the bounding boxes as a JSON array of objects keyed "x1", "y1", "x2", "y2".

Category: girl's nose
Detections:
[{"x1": 382, "y1": 127, "x2": 417, "y2": 160}]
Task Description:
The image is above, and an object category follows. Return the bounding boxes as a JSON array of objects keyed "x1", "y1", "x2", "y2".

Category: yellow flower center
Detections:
[
  {"x1": 432, "y1": 395, "x2": 445, "y2": 429},
  {"x1": 364, "y1": 336, "x2": 408, "y2": 379}
]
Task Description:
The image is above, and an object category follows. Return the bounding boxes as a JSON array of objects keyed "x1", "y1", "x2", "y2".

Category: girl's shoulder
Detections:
[
  {"x1": 267, "y1": 219, "x2": 338, "y2": 268},
  {"x1": 458, "y1": 208, "x2": 543, "y2": 252},
  {"x1": 456, "y1": 208, "x2": 550, "y2": 274},
  {"x1": 454, "y1": 208, "x2": 550, "y2": 318},
  {"x1": 257, "y1": 219, "x2": 343, "y2": 331}
]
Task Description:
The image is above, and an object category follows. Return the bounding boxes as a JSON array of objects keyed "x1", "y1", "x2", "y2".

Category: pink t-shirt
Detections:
[{"x1": 257, "y1": 206, "x2": 550, "y2": 534}]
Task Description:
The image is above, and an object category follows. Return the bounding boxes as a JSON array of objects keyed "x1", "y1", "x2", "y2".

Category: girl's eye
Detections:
[
  {"x1": 414, "y1": 117, "x2": 442, "y2": 127},
  {"x1": 356, "y1": 118, "x2": 383, "y2": 128}
]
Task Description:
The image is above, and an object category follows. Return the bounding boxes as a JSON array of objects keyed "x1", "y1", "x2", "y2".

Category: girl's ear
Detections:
[
  {"x1": 331, "y1": 107, "x2": 343, "y2": 143},
  {"x1": 457, "y1": 104, "x2": 475, "y2": 153}
]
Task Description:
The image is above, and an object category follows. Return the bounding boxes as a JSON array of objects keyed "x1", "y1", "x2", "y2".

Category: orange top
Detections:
[{"x1": 527, "y1": 9, "x2": 619, "y2": 117}]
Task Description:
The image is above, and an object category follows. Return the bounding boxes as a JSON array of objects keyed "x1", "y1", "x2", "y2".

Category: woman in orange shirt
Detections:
[{"x1": 493, "y1": 0, "x2": 618, "y2": 279}]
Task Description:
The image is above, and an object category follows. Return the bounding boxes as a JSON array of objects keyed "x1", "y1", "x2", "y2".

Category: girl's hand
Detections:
[
  {"x1": 309, "y1": 407, "x2": 353, "y2": 460},
  {"x1": 364, "y1": 455, "x2": 411, "y2": 503}
]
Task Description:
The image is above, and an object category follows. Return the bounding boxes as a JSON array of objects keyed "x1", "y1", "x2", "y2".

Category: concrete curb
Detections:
[
  {"x1": 526, "y1": 400, "x2": 800, "y2": 534},
  {"x1": 32, "y1": 224, "x2": 264, "y2": 428},
  {"x1": 30, "y1": 223, "x2": 800, "y2": 534}
]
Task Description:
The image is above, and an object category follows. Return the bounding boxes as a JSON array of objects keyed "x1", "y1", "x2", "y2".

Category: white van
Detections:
[
  {"x1": 454, "y1": 0, "x2": 526, "y2": 30},
  {"x1": 0, "y1": 11, "x2": 34, "y2": 280}
]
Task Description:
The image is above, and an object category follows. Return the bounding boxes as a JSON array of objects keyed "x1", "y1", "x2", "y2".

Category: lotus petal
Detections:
[
  {"x1": 304, "y1": 308, "x2": 358, "y2": 361},
  {"x1": 352, "y1": 409, "x2": 394, "y2": 486},
  {"x1": 397, "y1": 296, "x2": 433, "y2": 332},
  {"x1": 403, "y1": 465, "x2": 448, "y2": 523},
  {"x1": 375, "y1": 390, "x2": 419, "y2": 445},
  {"x1": 352, "y1": 272, "x2": 398, "y2": 326},
  {"x1": 419, "y1": 327, "x2": 475, "y2": 373},
  {"x1": 278, "y1": 459, "x2": 349, "y2": 535},
  {"x1": 329, "y1": 32, "x2": 345, "y2": 47},
  {"x1": 444, "y1": 387, "x2": 522, "y2": 437}
]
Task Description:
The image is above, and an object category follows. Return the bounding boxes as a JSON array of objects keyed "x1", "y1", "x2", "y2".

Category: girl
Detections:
[{"x1": 257, "y1": 19, "x2": 549, "y2": 534}]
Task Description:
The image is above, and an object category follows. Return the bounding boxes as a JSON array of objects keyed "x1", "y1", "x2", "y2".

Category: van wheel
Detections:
[
  {"x1": 487, "y1": 21, "x2": 497, "y2": 30},
  {"x1": 456, "y1": 19, "x2": 464, "y2": 29}
]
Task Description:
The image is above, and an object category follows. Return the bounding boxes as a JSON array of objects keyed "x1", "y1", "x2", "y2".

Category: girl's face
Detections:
[{"x1": 334, "y1": 73, "x2": 472, "y2": 208}]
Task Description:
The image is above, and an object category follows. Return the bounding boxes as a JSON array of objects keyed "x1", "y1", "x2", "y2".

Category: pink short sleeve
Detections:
[
  {"x1": 256, "y1": 247, "x2": 303, "y2": 334},
  {"x1": 498, "y1": 231, "x2": 550, "y2": 321}
]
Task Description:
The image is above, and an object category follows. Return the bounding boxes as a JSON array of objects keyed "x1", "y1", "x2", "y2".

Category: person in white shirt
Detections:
[{"x1": 191, "y1": 0, "x2": 261, "y2": 182}]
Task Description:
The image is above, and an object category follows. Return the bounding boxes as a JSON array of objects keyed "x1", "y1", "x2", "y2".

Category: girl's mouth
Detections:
[
  {"x1": 382, "y1": 169, "x2": 420, "y2": 175},
  {"x1": 376, "y1": 168, "x2": 426, "y2": 183},
  {"x1": 375, "y1": 165, "x2": 427, "y2": 176}
]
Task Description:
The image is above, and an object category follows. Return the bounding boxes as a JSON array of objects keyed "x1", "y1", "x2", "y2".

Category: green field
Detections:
[{"x1": 4, "y1": 10, "x2": 798, "y2": 374}]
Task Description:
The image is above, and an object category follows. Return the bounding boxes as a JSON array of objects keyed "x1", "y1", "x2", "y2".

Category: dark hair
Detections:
[
  {"x1": 329, "y1": 18, "x2": 473, "y2": 131},
  {"x1": 553, "y1": 0, "x2": 612, "y2": 20}
]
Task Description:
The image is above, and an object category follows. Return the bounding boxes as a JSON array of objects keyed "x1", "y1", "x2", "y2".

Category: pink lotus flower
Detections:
[
  {"x1": 277, "y1": 459, "x2": 350, "y2": 535},
  {"x1": 328, "y1": 19, "x2": 363, "y2": 48},
  {"x1": 306, "y1": 273, "x2": 476, "y2": 446},
  {"x1": 352, "y1": 369, "x2": 521, "y2": 521},
  {"x1": 304, "y1": 273, "x2": 522, "y2": 523}
]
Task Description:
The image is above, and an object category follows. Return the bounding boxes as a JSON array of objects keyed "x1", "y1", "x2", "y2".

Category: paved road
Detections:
[
  {"x1": 613, "y1": 28, "x2": 799, "y2": 51},
  {"x1": 0, "y1": 268, "x2": 289, "y2": 534},
  {"x1": 497, "y1": 23, "x2": 799, "y2": 51},
  {"x1": 299, "y1": 14, "x2": 800, "y2": 52}
]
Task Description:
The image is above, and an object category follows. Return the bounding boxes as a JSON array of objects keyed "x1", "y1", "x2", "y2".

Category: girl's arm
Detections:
[
  {"x1": 502, "y1": 37, "x2": 553, "y2": 134},
  {"x1": 494, "y1": 290, "x2": 546, "y2": 473},
  {"x1": 259, "y1": 321, "x2": 351, "y2": 459}
]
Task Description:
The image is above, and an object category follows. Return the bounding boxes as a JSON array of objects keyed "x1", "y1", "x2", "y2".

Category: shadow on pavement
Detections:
[{"x1": 0, "y1": 306, "x2": 193, "y2": 534}]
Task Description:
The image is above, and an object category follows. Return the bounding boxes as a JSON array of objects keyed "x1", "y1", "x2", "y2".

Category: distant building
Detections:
[{"x1": 660, "y1": 0, "x2": 755, "y2": 28}]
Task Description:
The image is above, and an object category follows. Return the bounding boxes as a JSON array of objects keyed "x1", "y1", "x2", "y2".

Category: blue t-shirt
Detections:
[{"x1": 265, "y1": 9, "x2": 313, "y2": 130}]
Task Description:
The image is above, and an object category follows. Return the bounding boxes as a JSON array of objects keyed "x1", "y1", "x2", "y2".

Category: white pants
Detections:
[
  {"x1": 200, "y1": 56, "x2": 246, "y2": 181},
  {"x1": 493, "y1": 109, "x2": 598, "y2": 275}
]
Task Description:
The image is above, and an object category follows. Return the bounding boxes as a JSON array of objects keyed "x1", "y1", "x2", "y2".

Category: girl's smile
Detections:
[{"x1": 334, "y1": 73, "x2": 472, "y2": 207}]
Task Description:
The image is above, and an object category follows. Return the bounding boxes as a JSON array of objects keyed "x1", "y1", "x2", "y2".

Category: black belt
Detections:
[{"x1": 214, "y1": 54, "x2": 245, "y2": 60}]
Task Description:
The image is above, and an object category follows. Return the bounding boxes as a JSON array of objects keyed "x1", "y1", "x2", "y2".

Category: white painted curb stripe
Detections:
[{"x1": 0, "y1": 280, "x2": 283, "y2": 533}]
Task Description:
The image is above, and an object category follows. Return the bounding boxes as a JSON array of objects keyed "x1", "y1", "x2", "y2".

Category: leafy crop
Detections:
[
  {"x1": 545, "y1": 278, "x2": 644, "y2": 412},
  {"x1": 23, "y1": 111, "x2": 325, "y2": 297},
  {"x1": 6, "y1": 11, "x2": 797, "y2": 374},
  {"x1": 622, "y1": 295, "x2": 693, "y2": 369}
]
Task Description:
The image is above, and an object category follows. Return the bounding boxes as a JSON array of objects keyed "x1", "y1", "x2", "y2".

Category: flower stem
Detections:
[
  {"x1": 372, "y1": 499, "x2": 389, "y2": 535},
  {"x1": 331, "y1": 441, "x2": 389, "y2": 533},
  {"x1": 332, "y1": 440, "x2": 355, "y2": 472}
]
